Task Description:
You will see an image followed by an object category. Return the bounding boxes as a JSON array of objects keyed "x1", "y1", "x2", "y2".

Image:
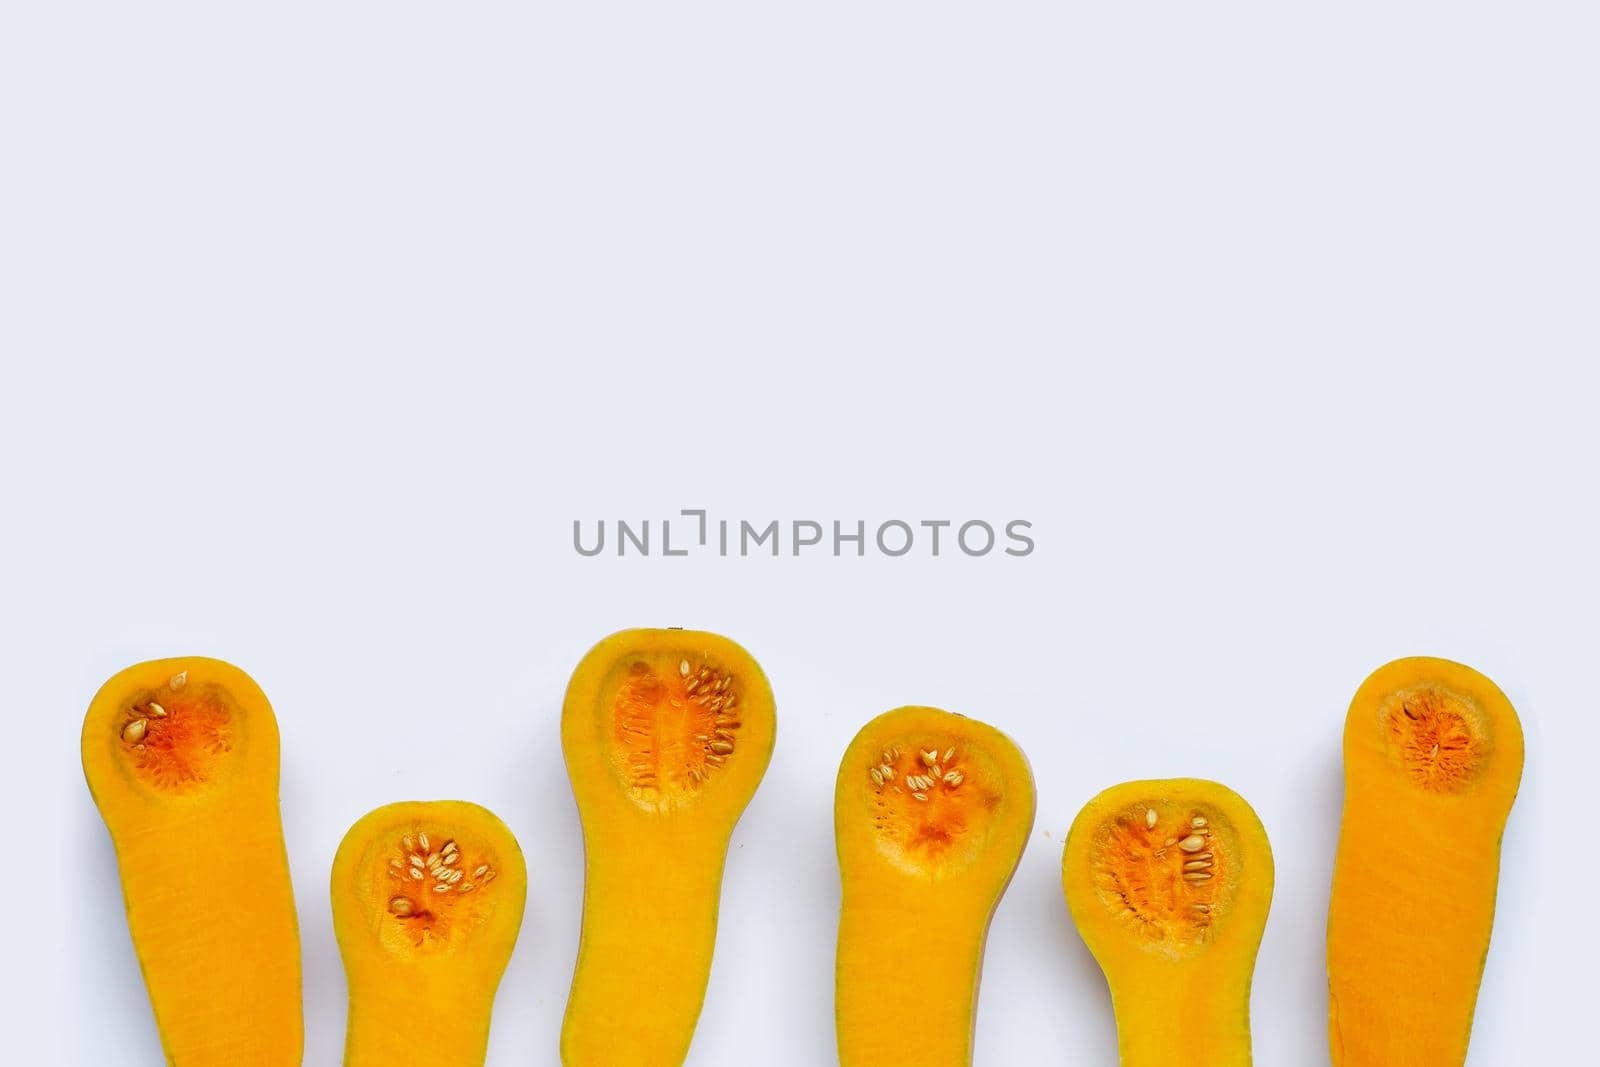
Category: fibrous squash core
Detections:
[
  {"x1": 865, "y1": 739, "x2": 1001, "y2": 874},
  {"x1": 115, "y1": 670, "x2": 233, "y2": 793},
  {"x1": 608, "y1": 654, "x2": 743, "y2": 808},
  {"x1": 1380, "y1": 684, "x2": 1486, "y2": 793},
  {"x1": 1089, "y1": 803, "x2": 1230, "y2": 953},
  {"x1": 375, "y1": 827, "x2": 502, "y2": 955}
]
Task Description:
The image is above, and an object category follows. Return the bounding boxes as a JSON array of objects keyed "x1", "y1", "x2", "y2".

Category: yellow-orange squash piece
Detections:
[
  {"x1": 1327, "y1": 657, "x2": 1524, "y2": 1066},
  {"x1": 560, "y1": 628, "x2": 776, "y2": 1066},
  {"x1": 835, "y1": 706, "x2": 1035, "y2": 1067},
  {"x1": 332, "y1": 800, "x2": 526, "y2": 1067},
  {"x1": 1063, "y1": 779, "x2": 1274, "y2": 1067},
  {"x1": 81, "y1": 656, "x2": 303, "y2": 1065}
]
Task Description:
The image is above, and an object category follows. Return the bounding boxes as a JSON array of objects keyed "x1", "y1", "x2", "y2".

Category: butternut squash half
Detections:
[
  {"x1": 560, "y1": 628, "x2": 776, "y2": 1066},
  {"x1": 1063, "y1": 779, "x2": 1274, "y2": 1067},
  {"x1": 835, "y1": 706, "x2": 1035, "y2": 1067},
  {"x1": 1327, "y1": 657, "x2": 1524, "y2": 1066},
  {"x1": 81, "y1": 656, "x2": 302, "y2": 1065},
  {"x1": 332, "y1": 800, "x2": 527, "y2": 1067}
]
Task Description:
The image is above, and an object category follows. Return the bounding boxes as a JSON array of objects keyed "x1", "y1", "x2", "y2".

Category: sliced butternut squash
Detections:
[
  {"x1": 81, "y1": 656, "x2": 302, "y2": 1065},
  {"x1": 834, "y1": 706, "x2": 1035, "y2": 1067},
  {"x1": 1063, "y1": 779, "x2": 1274, "y2": 1067},
  {"x1": 331, "y1": 800, "x2": 527, "y2": 1067},
  {"x1": 560, "y1": 628, "x2": 776, "y2": 1066},
  {"x1": 1327, "y1": 657, "x2": 1524, "y2": 1066}
]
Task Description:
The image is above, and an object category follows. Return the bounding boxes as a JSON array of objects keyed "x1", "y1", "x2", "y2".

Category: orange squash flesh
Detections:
[
  {"x1": 1327, "y1": 657, "x2": 1524, "y2": 1066},
  {"x1": 332, "y1": 800, "x2": 527, "y2": 1067},
  {"x1": 834, "y1": 706, "x2": 1035, "y2": 1067},
  {"x1": 560, "y1": 628, "x2": 776, "y2": 1066},
  {"x1": 1063, "y1": 779, "x2": 1274, "y2": 1067},
  {"x1": 81, "y1": 656, "x2": 303, "y2": 1065}
]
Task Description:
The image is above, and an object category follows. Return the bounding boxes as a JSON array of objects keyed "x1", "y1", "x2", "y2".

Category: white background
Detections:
[{"x1": 4, "y1": 2, "x2": 1597, "y2": 1063}]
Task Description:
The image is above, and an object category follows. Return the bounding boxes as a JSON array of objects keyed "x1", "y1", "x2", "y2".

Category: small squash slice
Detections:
[
  {"x1": 1327, "y1": 657, "x2": 1524, "y2": 1066},
  {"x1": 560, "y1": 628, "x2": 776, "y2": 1066},
  {"x1": 1063, "y1": 779, "x2": 1274, "y2": 1067},
  {"x1": 332, "y1": 800, "x2": 527, "y2": 1067},
  {"x1": 81, "y1": 656, "x2": 303, "y2": 1065},
  {"x1": 834, "y1": 706, "x2": 1035, "y2": 1067}
]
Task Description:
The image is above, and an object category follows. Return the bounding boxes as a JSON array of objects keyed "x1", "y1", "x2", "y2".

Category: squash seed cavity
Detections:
[
  {"x1": 1090, "y1": 804, "x2": 1228, "y2": 952},
  {"x1": 866, "y1": 741, "x2": 1000, "y2": 874},
  {"x1": 609, "y1": 654, "x2": 742, "y2": 810},
  {"x1": 1380, "y1": 685, "x2": 1486, "y2": 793},
  {"x1": 380, "y1": 829, "x2": 499, "y2": 952},
  {"x1": 115, "y1": 674, "x2": 233, "y2": 793}
]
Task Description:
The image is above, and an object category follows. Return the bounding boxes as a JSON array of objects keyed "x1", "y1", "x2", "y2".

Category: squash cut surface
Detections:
[
  {"x1": 332, "y1": 800, "x2": 526, "y2": 1067},
  {"x1": 835, "y1": 706, "x2": 1034, "y2": 1067},
  {"x1": 81, "y1": 656, "x2": 302, "y2": 1065},
  {"x1": 560, "y1": 628, "x2": 776, "y2": 1066},
  {"x1": 1064, "y1": 779, "x2": 1273, "y2": 1067},
  {"x1": 1327, "y1": 657, "x2": 1523, "y2": 1066}
]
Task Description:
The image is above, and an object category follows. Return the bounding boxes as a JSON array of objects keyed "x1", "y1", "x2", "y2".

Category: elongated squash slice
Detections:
[
  {"x1": 81, "y1": 656, "x2": 303, "y2": 1065},
  {"x1": 332, "y1": 800, "x2": 526, "y2": 1067},
  {"x1": 1063, "y1": 779, "x2": 1274, "y2": 1067},
  {"x1": 1327, "y1": 657, "x2": 1524, "y2": 1066},
  {"x1": 835, "y1": 706, "x2": 1035, "y2": 1067},
  {"x1": 560, "y1": 628, "x2": 776, "y2": 1066}
]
